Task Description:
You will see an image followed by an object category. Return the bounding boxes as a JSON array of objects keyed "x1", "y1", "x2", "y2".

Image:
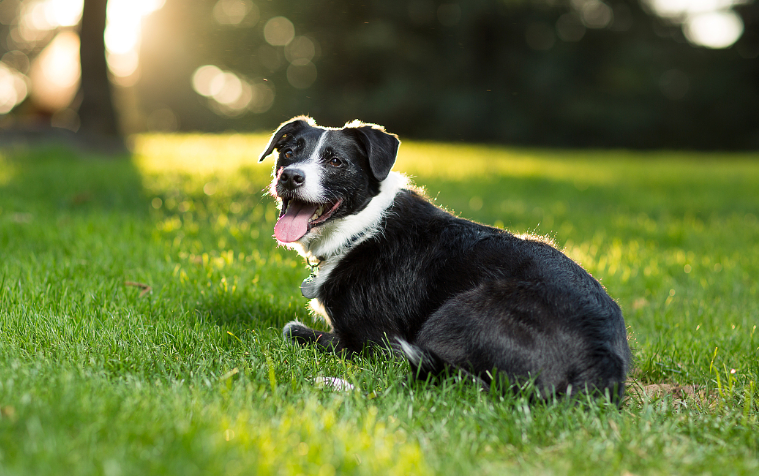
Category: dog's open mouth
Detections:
[{"x1": 274, "y1": 198, "x2": 342, "y2": 243}]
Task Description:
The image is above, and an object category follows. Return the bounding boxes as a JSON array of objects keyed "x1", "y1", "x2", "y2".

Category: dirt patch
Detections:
[{"x1": 625, "y1": 380, "x2": 717, "y2": 407}]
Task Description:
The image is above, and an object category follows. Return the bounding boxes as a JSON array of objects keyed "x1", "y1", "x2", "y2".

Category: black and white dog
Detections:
[{"x1": 260, "y1": 116, "x2": 631, "y2": 400}]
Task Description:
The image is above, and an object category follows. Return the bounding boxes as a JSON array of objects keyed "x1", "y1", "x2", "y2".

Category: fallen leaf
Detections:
[{"x1": 125, "y1": 281, "x2": 152, "y2": 298}]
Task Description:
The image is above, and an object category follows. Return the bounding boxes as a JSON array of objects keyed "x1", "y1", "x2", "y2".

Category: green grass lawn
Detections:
[{"x1": 1, "y1": 135, "x2": 757, "y2": 475}]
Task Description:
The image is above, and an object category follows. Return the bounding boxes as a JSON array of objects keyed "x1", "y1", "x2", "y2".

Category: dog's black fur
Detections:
[{"x1": 260, "y1": 117, "x2": 632, "y2": 401}]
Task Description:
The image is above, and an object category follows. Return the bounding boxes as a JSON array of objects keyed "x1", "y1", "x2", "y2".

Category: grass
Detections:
[{"x1": 0, "y1": 135, "x2": 757, "y2": 475}]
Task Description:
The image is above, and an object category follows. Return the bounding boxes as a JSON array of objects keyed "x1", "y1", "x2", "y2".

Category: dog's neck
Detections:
[{"x1": 289, "y1": 171, "x2": 408, "y2": 268}]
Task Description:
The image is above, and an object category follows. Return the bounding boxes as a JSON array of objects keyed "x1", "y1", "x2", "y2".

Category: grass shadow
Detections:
[{"x1": 0, "y1": 144, "x2": 147, "y2": 217}]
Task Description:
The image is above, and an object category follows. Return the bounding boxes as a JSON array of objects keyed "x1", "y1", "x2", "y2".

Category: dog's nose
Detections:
[{"x1": 279, "y1": 168, "x2": 305, "y2": 190}]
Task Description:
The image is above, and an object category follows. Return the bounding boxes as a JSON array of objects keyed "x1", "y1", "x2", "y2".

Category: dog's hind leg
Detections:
[
  {"x1": 283, "y1": 321, "x2": 347, "y2": 353},
  {"x1": 395, "y1": 338, "x2": 491, "y2": 391},
  {"x1": 408, "y1": 280, "x2": 627, "y2": 400}
]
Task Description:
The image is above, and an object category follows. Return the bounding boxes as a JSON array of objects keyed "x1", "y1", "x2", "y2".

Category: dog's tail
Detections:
[{"x1": 394, "y1": 338, "x2": 491, "y2": 391}]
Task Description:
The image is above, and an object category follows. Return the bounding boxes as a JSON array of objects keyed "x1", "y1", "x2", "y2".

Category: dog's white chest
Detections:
[{"x1": 302, "y1": 259, "x2": 338, "y2": 326}]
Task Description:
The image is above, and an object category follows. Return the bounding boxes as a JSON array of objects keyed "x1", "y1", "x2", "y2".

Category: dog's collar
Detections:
[
  {"x1": 301, "y1": 256, "x2": 323, "y2": 299},
  {"x1": 301, "y1": 275, "x2": 318, "y2": 299},
  {"x1": 306, "y1": 230, "x2": 368, "y2": 268},
  {"x1": 347, "y1": 230, "x2": 367, "y2": 247},
  {"x1": 306, "y1": 255, "x2": 323, "y2": 270}
]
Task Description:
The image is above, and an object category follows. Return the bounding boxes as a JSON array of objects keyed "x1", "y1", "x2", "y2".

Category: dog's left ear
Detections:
[
  {"x1": 259, "y1": 116, "x2": 313, "y2": 162},
  {"x1": 350, "y1": 123, "x2": 400, "y2": 181}
]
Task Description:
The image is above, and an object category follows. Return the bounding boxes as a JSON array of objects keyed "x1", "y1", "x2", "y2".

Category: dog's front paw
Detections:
[
  {"x1": 282, "y1": 321, "x2": 344, "y2": 352},
  {"x1": 282, "y1": 321, "x2": 313, "y2": 342}
]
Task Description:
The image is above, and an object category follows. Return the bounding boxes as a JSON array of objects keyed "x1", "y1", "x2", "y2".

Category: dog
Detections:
[{"x1": 259, "y1": 116, "x2": 631, "y2": 401}]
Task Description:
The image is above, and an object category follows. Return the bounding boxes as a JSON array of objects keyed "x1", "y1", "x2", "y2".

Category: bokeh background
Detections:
[{"x1": 0, "y1": 0, "x2": 757, "y2": 149}]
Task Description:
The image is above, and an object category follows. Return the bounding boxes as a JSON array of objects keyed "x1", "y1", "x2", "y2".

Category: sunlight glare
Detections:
[
  {"x1": 28, "y1": 1, "x2": 53, "y2": 30},
  {"x1": 646, "y1": 0, "x2": 740, "y2": 17},
  {"x1": 46, "y1": 0, "x2": 84, "y2": 27},
  {"x1": 21, "y1": 0, "x2": 82, "y2": 31},
  {"x1": 579, "y1": 0, "x2": 613, "y2": 29},
  {"x1": 684, "y1": 10, "x2": 744, "y2": 49},
  {"x1": 193, "y1": 65, "x2": 224, "y2": 97},
  {"x1": 264, "y1": 16, "x2": 295, "y2": 46},
  {"x1": 213, "y1": 0, "x2": 258, "y2": 26},
  {"x1": 211, "y1": 72, "x2": 243, "y2": 105},
  {"x1": 191, "y1": 64, "x2": 273, "y2": 116},
  {"x1": 107, "y1": 50, "x2": 139, "y2": 78},
  {"x1": 102, "y1": 0, "x2": 166, "y2": 80},
  {"x1": 644, "y1": 0, "x2": 747, "y2": 48},
  {"x1": 105, "y1": 21, "x2": 141, "y2": 55},
  {"x1": 284, "y1": 36, "x2": 316, "y2": 63},
  {"x1": 16, "y1": 0, "x2": 165, "y2": 88},
  {"x1": 38, "y1": 31, "x2": 80, "y2": 87},
  {"x1": 29, "y1": 30, "x2": 80, "y2": 110},
  {"x1": 0, "y1": 62, "x2": 29, "y2": 115}
]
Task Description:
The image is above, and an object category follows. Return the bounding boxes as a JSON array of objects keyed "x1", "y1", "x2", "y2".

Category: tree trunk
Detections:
[{"x1": 78, "y1": 0, "x2": 123, "y2": 148}]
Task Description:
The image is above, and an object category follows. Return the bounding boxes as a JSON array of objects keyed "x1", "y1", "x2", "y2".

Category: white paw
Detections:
[
  {"x1": 315, "y1": 376, "x2": 355, "y2": 391},
  {"x1": 282, "y1": 321, "x2": 304, "y2": 339}
]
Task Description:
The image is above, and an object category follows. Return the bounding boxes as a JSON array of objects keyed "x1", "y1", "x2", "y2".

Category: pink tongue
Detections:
[{"x1": 274, "y1": 201, "x2": 318, "y2": 243}]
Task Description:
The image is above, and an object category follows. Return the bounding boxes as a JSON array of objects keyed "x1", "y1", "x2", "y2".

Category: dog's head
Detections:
[{"x1": 259, "y1": 116, "x2": 400, "y2": 244}]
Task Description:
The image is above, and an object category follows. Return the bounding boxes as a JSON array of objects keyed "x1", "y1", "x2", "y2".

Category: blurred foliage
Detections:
[
  {"x1": 1, "y1": 0, "x2": 757, "y2": 149},
  {"x1": 135, "y1": 0, "x2": 759, "y2": 149}
]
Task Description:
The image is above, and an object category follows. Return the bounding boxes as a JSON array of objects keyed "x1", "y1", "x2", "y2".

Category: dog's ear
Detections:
[
  {"x1": 349, "y1": 122, "x2": 400, "y2": 181},
  {"x1": 259, "y1": 116, "x2": 313, "y2": 162}
]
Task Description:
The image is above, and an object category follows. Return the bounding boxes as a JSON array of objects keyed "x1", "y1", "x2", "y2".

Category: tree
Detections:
[{"x1": 78, "y1": 0, "x2": 124, "y2": 150}]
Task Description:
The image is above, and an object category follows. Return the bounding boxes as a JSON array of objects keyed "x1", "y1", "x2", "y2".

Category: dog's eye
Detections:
[
  {"x1": 329, "y1": 157, "x2": 342, "y2": 167},
  {"x1": 283, "y1": 149, "x2": 294, "y2": 159}
]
